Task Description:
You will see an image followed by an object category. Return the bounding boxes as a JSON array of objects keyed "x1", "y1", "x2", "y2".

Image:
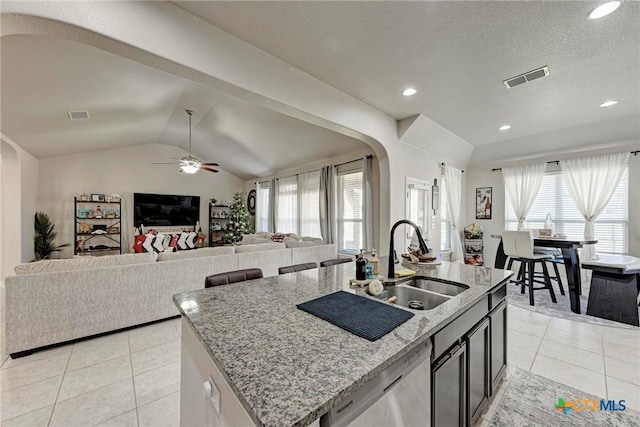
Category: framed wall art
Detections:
[{"x1": 475, "y1": 187, "x2": 492, "y2": 220}]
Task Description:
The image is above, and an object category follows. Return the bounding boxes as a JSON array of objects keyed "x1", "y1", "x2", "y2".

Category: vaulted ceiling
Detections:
[{"x1": 0, "y1": 34, "x2": 368, "y2": 180}]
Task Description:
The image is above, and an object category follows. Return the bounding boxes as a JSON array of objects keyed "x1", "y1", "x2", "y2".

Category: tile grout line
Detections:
[
  {"x1": 602, "y1": 332, "x2": 610, "y2": 400},
  {"x1": 529, "y1": 318, "x2": 551, "y2": 371},
  {"x1": 128, "y1": 332, "x2": 141, "y2": 427},
  {"x1": 46, "y1": 346, "x2": 74, "y2": 427}
]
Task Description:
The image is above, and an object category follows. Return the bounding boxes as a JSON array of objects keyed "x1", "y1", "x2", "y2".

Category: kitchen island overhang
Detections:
[{"x1": 173, "y1": 260, "x2": 513, "y2": 427}]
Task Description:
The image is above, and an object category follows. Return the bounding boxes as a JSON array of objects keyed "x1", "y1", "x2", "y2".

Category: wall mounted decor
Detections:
[{"x1": 475, "y1": 187, "x2": 492, "y2": 220}]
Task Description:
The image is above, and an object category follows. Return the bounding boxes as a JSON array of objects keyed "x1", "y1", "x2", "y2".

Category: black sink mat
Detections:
[{"x1": 296, "y1": 291, "x2": 414, "y2": 341}]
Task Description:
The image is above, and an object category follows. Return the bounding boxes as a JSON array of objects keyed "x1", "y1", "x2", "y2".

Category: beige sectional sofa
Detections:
[{"x1": 5, "y1": 243, "x2": 336, "y2": 356}]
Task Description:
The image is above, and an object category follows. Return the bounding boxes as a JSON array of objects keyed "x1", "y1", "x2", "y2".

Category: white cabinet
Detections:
[{"x1": 180, "y1": 318, "x2": 256, "y2": 427}]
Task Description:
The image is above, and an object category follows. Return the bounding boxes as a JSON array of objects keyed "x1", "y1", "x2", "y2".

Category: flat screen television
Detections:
[{"x1": 134, "y1": 193, "x2": 200, "y2": 227}]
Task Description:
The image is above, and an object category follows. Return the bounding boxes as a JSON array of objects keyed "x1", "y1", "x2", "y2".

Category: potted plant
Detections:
[{"x1": 34, "y1": 212, "x2": 69, "y2": 260}]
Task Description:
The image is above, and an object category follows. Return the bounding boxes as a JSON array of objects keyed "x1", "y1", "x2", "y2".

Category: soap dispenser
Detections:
[
  {"x1": 368, "y1": 249, "x2": 380, "y2": 276},
  {"x1": 355, "y1": 249, "x2": 367, "y2": 280}
]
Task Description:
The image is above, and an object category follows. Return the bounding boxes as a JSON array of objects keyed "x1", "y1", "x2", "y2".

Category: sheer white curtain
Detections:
[
  {"x1": 298, "y1": 171, "x2": 321, "y2": 238},
  {"x1": 502, "y1": 163, "x2": 546, "y2": 230},
  {"x1": 560, "y1": 152, "x2": 630, "y2": 261},
  {"x1": 276, "y1": 176, "x2": 297, "y2": 233},
  {"x1": 444, "y1": 165, "x2": 463, "y2": 262},
  {"x1": 255, "y1": 181, "x2": 270, "y2": 232}
]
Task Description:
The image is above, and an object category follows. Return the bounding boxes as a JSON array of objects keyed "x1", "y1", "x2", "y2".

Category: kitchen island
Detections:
[{"x1": 173, "y1": 260, "x2": 513, "y2": 427}]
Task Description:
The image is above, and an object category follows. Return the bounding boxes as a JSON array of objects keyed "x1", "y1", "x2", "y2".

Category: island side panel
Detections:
[{"x1": 180, "y1": 317, "x2": 256, "y2": 427}]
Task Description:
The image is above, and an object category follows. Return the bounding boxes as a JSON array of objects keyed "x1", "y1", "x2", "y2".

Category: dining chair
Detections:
[
  {"x1": 204, "y1": 268, "x2": 263, "y2": 288},
  {"x1": 278, "y1": 262, "x2": 318, "y2": 274},
  {"x1": 320, "y1": 258, "x2": 353, "y2": 267},
  {"x1": 532, "y1": 247, "x2": 566, "y2": 296},
  {"x1": 502, "y1": 230, "x2": 557, "y2": 306}
]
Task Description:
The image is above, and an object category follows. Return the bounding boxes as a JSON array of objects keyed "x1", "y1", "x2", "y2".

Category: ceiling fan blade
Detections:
[
  {"x1": 201, "y1": 162, "x2": 219, "y2": 166},
  {"x1": 201, "y1": 166, "x2": 219, "y2": 173}
]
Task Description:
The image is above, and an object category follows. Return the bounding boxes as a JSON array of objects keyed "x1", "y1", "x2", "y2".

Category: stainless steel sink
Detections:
[
  {"x1": 398, "y1": 276, "x2": 469, "y2": 296},
  {"x1": 385, "y1": 284, "x2": 451, "y2": 310}
]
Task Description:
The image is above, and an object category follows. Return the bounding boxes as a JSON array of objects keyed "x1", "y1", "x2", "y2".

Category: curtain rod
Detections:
[
  {"x1": 440, "y1": 162, "x2": 464, "y2": 173},
  {"x1": 335, "y1": 154, "x2": 372, "y2": 168},
  {"x1": 255, "y1": 155, "x2": 373, "y2": 183},
  {"x1": 490, "y1": 151, "x2": 639, "y2": 172}
]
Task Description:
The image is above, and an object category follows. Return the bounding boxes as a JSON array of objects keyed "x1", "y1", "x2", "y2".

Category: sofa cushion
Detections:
[
  {"x1": 234, "y1": 242, "x2": 286, "y2": 253},
  {"x1": 301, "y1": 237, "x2": 325, "y2": 243},
  {"x1": 14, "y1": 252, "x2": 158, "y2": 275},
  {"x1": 285, "y1": 240, "x2": 319, "y2": 248},
  {"x1": 241, "y1": 235, "x2": 271, "y2": 245},
  {"x1": 157, "y1": 246, "x2": 235, "y2": 261}
]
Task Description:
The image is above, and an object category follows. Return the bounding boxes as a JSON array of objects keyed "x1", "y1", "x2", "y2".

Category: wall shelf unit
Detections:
[
  {"x1": 209, "y1": 204, "x2": 230, "y2": 246},
  {"x1": 74, "y1": 197, "x2": 122, "y2": 256}
]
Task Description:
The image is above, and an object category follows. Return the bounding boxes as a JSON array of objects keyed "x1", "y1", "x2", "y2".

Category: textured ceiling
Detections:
[
  {"x1": 173, "y1": 1, "x2": 640, "y2": 153},
  {"x1": 0, "y1": 35, "x2": 367, "y2": 180}
]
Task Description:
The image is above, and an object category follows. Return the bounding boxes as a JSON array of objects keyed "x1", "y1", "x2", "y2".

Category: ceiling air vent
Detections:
[
  {"x1": 68, "y1": 111, "x2": 90, "y2": 120},
  {"x1": 503, "y1": 66, "x2": 549, "y2": 89}
]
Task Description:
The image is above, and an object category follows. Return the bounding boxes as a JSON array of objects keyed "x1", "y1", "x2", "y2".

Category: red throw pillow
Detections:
[{"x1": 270, "y1": 233, "x2": 286, "y2": 243}]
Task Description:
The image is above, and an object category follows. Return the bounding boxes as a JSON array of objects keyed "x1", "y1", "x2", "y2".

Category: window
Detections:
[
  {"x1": 337, "y1": 167, "x2": 363, "y2": 254},
  {"x1": 276, "y1": 176, "x2": 297, "y2": 233},
  {"x1": 505, "y1": 168, "x2": 629, "y2": 254},
  {"x1": 298, "y1": 171, "x2": 321, "y2": 238},
  {"x1": 406, "y1": 178, "x2": 430, "y2": 250},
  {"x1": 440, "y1": 177, "x2": 452, "y2": 251},
  {"x1": 255, "y1": 181, "x2": 270, "y2": 232},
  {"x1": 270, "y1": 171, "x2": 321, "y2": 236}
]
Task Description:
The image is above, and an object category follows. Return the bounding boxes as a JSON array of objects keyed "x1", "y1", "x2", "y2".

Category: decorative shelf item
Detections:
[
  {"x1": 209, "y1": 203, "x2": 230, "y2": 246},
  {"x1": 74, "y1": 197, "x2": 122, "y2": 256},
  {"x1": 464, "y1": 223, "x2": 484, "y2": 266}
]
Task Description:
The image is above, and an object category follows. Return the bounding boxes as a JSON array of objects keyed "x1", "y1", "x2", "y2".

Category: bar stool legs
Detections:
[
  {"x1": 518, "y1": 260, "x2": 557, "y2": 306},
  {"x1": 541, "y1": 262, "x2": 557, "y2": 303}
]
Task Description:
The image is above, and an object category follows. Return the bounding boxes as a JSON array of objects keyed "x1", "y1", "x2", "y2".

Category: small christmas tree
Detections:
[{"x1": 224, "y1": 192, "x2": 254, "y2": 244}]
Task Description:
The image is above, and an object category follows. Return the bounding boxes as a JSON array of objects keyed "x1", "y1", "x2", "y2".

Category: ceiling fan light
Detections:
[{"x1": 181, "y1": 163, "x2": 199, "y2": 174}]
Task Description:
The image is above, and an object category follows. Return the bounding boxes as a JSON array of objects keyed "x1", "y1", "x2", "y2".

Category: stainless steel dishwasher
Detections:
[{"x1": 320, "y1": 340, "x2": 431, "y2": 427}]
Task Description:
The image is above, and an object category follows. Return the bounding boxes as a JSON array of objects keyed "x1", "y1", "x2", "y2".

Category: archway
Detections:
[{"x1": 1, "y1": 139, "x2": 22, "y2": 279}]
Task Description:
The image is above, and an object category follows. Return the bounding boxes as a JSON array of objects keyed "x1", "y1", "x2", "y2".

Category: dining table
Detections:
[{"x1": 492, "y1": 234, "x2": 598, "y2": 314}]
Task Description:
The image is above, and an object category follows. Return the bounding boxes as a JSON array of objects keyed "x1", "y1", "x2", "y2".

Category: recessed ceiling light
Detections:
[
  {"x1": 402, "y1": 88, "x2": 417, "y2": 97},
  {"x1": 588, "y1": 1, "x2": 621, "y2": 19},
  {"x1": 599, "y1": 100, "x2": 619, "y2": 107},
  {"x1": 499, "y1": 125, "x2": 511, "y2": 131}
]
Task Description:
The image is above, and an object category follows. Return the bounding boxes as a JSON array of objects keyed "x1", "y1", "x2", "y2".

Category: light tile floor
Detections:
[
  {"x1": 0, "y1": 316, "x2": 182, "y2": 427},
  {"x1": 1, "y1": 283, "x2": 639, "y2": 426}
]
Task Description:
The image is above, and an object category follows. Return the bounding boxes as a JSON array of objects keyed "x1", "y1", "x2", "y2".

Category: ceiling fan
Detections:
[{"x1": 153, "y1": 109, "x2": 219, "y2": 174}]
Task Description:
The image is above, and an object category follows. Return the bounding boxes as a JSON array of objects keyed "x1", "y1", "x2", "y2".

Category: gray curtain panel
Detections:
[
  {"x1": 319, "y1": 165, "x2": 336, "y2": 243},
  {"x1": 363, "y1": 155, "x2": 374, "y2": 250},
  {"x1": 268, "y1": 177, "x2": 277, "y2": 233}
]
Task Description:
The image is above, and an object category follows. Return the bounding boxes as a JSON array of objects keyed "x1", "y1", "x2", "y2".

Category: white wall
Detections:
[
  {"x1": 37, "y1": 143, "x2": 245, "y2": 258},
  {"x1": 387, "y1": 141, "x2": 467, "y2": 258},
  {"x1": 0, "y1": 136, "x2": 38, "y2": 278},
  {"x1": 465, "y1": 145, "x2": 640, "y2": 268}
]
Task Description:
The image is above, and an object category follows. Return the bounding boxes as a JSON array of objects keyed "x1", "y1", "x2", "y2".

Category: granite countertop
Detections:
[{"x1": 173, "y1": 259, "x2": 513, "y2": 427}]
